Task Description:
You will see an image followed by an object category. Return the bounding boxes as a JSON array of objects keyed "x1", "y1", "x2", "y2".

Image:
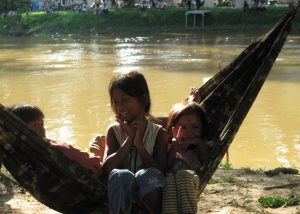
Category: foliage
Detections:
[
  {"x1": 0, "y1": 0, "x2": 31, "y2": 14},
  {"x1": 219, "y1": 175, "x2": 235, "y2": 183},
  {"x1": 258, "y1": 196, "x2": 300, "y2": 208},
  {"x1": 123, "y1": 0, "x2": 136, "y2": 7},
  {"x1": 220, "y1": 161, "x2": 232, "y2": 169},
  {"x1": 0, "y1": 6, "x2": 300, "y2": 36},
  {"x1": 208, "y1": 178, "x2": 218, "y2": 184},
  {"x1": 241, "y1": 167, "x2": 258, "y2": 174}
]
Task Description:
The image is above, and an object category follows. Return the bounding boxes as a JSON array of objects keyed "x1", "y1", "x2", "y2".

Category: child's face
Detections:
[
  {"x1": 28, "y1": 118, "x2": 46, "y2": 138},
  {"x1": 111, "y1": 88, "x2": 145, "y2": 122},
  {"x1": 172, "y1": 113, "x2": 203, "y2": 141}
]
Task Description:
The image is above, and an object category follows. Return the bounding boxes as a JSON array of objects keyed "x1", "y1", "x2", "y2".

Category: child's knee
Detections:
[
  {"x1": 109, "y1": 169, "x2": 135, "y2": 185},
  {"x1": 135, "y1": 167, "x2": 166, "y2": 200}
]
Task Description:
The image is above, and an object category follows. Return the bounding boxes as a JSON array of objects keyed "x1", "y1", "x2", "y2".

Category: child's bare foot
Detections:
[{"x1": 89, "y1": 135, "x2": 105, "y2": 160}]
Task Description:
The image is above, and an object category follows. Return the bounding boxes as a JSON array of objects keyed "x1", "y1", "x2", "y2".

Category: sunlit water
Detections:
[{"x1": 0, "y1": 32, "x2": 299, "y2": 169}]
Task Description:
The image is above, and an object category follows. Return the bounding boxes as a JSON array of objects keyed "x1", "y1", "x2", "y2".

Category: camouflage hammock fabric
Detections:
[
  {"x1": 0, "y1": 7, "x2": 298, "y2": 213},
  {"x1": 0, "y1": 109, "x2": 109, "y2": 213}
]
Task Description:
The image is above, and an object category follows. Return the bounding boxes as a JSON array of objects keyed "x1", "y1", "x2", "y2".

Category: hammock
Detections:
[{"x1": 0, "y1": 8, "x2": 298, "y2": 213}]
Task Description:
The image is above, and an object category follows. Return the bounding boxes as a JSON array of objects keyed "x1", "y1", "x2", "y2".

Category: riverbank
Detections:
[
  {"x1": 0, "y1": 167, "x2": 299, "y2": 213},
  {"x1": 1, "y1": 6, "x2": 300, "y2": 36}
]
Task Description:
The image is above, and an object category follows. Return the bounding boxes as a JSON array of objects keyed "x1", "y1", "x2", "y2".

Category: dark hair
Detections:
[
  {"x1": 109, "y1": 71, "x2": 151, "y2": 114},
  {"x1": 167, "y1": 102, "x2": 209, "y2": 139},
  {"x1": 6, "y1": 104, "x2": 44, "y2": 123}
]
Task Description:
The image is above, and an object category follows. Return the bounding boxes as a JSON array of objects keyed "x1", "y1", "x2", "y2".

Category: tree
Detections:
[
  {"x1": 0, "y1": 0, "x2": 31, "y2": 15},
  {"x1": 123, "y1": 0, "x2": 136, "y2": 7}
]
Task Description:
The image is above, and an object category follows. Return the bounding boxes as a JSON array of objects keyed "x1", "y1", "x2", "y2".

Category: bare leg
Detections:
[{"x1": 143, "y1": 189, "x2": 162, "y2": 214}]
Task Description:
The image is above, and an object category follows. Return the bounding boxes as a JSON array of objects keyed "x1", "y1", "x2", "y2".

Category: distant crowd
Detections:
[
  {"x1": 39, "y1": 0, "x2": 169, "y2": 14},
  {"x1": 41, "y1": 0, "x2": 106, "y2": 14},
  {"x1": 243, "y1": 0, "x2": 266, "y2": 11}
]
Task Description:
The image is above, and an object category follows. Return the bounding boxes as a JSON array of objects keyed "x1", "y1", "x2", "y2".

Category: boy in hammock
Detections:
[
  {"x1": 6, "y1": 104, "x2": 103, "y2": 177},
  {"x1": 162, "y1": 88, "x2": 214, "y2": 214}
]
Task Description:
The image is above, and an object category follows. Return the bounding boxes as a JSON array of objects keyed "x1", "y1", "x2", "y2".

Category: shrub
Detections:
[{"x1": 258, "y1": 196, "x2": 300, "y2": 208}]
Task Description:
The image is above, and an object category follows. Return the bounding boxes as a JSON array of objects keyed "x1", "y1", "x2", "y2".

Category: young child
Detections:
[
  {"x1": 6, "y1": 104, "x2": 103, "y2": 177},
  {"x1": 162, "y1": 100, "x2": 214, "y2": 213},
  {"x1": 103, "y1": 71, "x2": 168, "y2": 214}
]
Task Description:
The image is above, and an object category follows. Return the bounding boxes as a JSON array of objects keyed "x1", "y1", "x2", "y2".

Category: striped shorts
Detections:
[{"x1": 162, "y1": 170, "x2": 200, "y2": 214}]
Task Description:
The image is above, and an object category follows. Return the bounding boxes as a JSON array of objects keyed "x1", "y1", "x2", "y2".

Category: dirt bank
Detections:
[{"x1": 0, "y1": 168, "x2": 299, "y2": 213}]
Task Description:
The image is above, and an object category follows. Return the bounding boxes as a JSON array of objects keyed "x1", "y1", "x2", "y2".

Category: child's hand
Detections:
[
  {"x1": 172, "y1": 139, "x2": 185, "y2": 151},
  {"x1": 175, "y1": 138, "x2": 202, "y2": 151},
  {"x1": 116, "y1": 116, "x2": 136, "y2": 142},
  {"x1": 206, "y1": 140, "x2": 215, "y2": 148},
  {"x1": 187, "y1": 87, "x2": 201, "y2": 104},
  {"x1": 172, "y1": 126, "x2": 201, "y2": 150},
  {"x1": 131, "y1": 119, "x2": 147, "y2": 148},
  {"x1": 89, "y1": 135, "x2": 105, "y2": 160}
]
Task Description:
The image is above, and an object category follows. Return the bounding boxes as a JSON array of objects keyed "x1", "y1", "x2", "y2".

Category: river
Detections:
[{"x1": 0, "y1": 32, "x2": 299, "y2": 169}]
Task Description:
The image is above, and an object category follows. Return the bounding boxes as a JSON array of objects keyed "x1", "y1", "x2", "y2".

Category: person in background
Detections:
[
  {"x1": 187, "y1": 0, "x2": 192, "y2": 9},
  {"x1": 94, "y1": 2, "x2": 100, "y2": 14},
  {"x1": 6, "y1": 104, "x2": 103, "y2": 177},
  {"x1": 243, "y1": 0, "x2": 249, "y2": 12},
  {"x1": 103, "y1": 71, "x2": 168, "y2": 214},
  {"x1": 195, "y1": 0, "x2": 201, "y2": 10}
]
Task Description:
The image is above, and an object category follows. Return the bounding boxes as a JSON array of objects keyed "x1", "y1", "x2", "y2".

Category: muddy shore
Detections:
[{"x1": 0, "y1": 167, "x2": 299, "y2": 213}]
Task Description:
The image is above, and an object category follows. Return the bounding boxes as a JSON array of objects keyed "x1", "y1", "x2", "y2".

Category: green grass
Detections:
[
  {"x1": 241, "y1": 167, "x2": 258, "y2": 174},
  {"x1": 220, "y1": 161, "x2": 232, "y2": 170},
  {"x1": 220, "y1": 175, "x2": 235, "y2": 183},
  {"x1": 0, "y1": 5, "x2": 299, "y2": 35},
  {"x1": 258, "y1": 196, "x2": 300, "y2": 208},
  {"x1": 208, "y1": 178, "x2": 218, "y2": 184}
]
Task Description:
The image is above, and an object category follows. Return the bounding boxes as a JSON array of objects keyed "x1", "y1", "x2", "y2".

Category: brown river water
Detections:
[{"x1": 0, "y1": 32, "x2": 299, "y2": 169}]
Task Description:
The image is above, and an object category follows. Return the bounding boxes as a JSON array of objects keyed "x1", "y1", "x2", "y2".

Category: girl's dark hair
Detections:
[
  {"x1": 6, "y1": 104, "x2": 44, "y2": 123},
  {"x1": 109, "y1": 71, "x2": 151, "y2": 114},
  {"x1": 167, "y1": 102, "x2": 209, "y2": 139}
]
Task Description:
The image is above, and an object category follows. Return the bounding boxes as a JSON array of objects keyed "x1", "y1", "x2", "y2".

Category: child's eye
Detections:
[
  {"x1": 122, "y1": 98, "x2": 130, "y2": 103},
  {"x1": 112, "y1": 101, "x2": 118, "y2": 106},
  {"x1": 112, "y1": 97, "x2": 131, "y2": 107}
]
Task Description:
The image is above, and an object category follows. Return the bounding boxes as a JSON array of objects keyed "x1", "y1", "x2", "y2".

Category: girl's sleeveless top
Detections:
[{"x1": 112, "y1": 120, "x2": 161, "y2": 172}]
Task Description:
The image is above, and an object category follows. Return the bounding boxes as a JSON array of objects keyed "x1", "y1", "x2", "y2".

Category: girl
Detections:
[
  {"x1": 162, "y1": 101, "x2": 214, "y2": 214},
  {"x1": 103, "y1": 71, "x2": 168, "y2": 214}
]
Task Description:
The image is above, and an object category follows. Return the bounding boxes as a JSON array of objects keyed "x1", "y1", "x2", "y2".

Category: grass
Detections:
[
  {"x1": 0, "y1": 5, "x2": 299, "y2": 35},
  {"x1": 241, "y1": 167, "x2": 259, "y2": 174},
  {"x1": 220, "y1": 175, "x2": 235, "y2": 183},
  {"x1": 208, "y1": 178, "x2": 218, "y2": 184},
  {"x1": 220, "y1": 161, "x2": 232, "y2": 170},
  {"x1": 258, "y1": 196, "x2": 300, "y2": 208}
]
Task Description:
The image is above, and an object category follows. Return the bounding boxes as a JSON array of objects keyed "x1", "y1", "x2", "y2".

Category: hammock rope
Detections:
[{"x1": 0, "y1": 7, "x2": 298, "y2": 213}]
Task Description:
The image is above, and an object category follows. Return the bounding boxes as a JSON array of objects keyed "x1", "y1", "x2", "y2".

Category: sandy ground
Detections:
[{"x1": 0, "y1": 168, "x2": 299, "y2": 214}]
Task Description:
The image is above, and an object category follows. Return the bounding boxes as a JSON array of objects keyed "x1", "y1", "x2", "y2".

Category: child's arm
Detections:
[
  {"x1": 102, "y1": 125, "x2": 133, "y2": 174},
  {"x1": 136, "y1": 128, "x2": 168, "y2": 173}
]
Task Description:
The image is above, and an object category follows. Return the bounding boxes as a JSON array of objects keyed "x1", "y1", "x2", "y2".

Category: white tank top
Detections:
[{"x1": 112, "y1": 120, "x2": 161, "y2": 171}]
